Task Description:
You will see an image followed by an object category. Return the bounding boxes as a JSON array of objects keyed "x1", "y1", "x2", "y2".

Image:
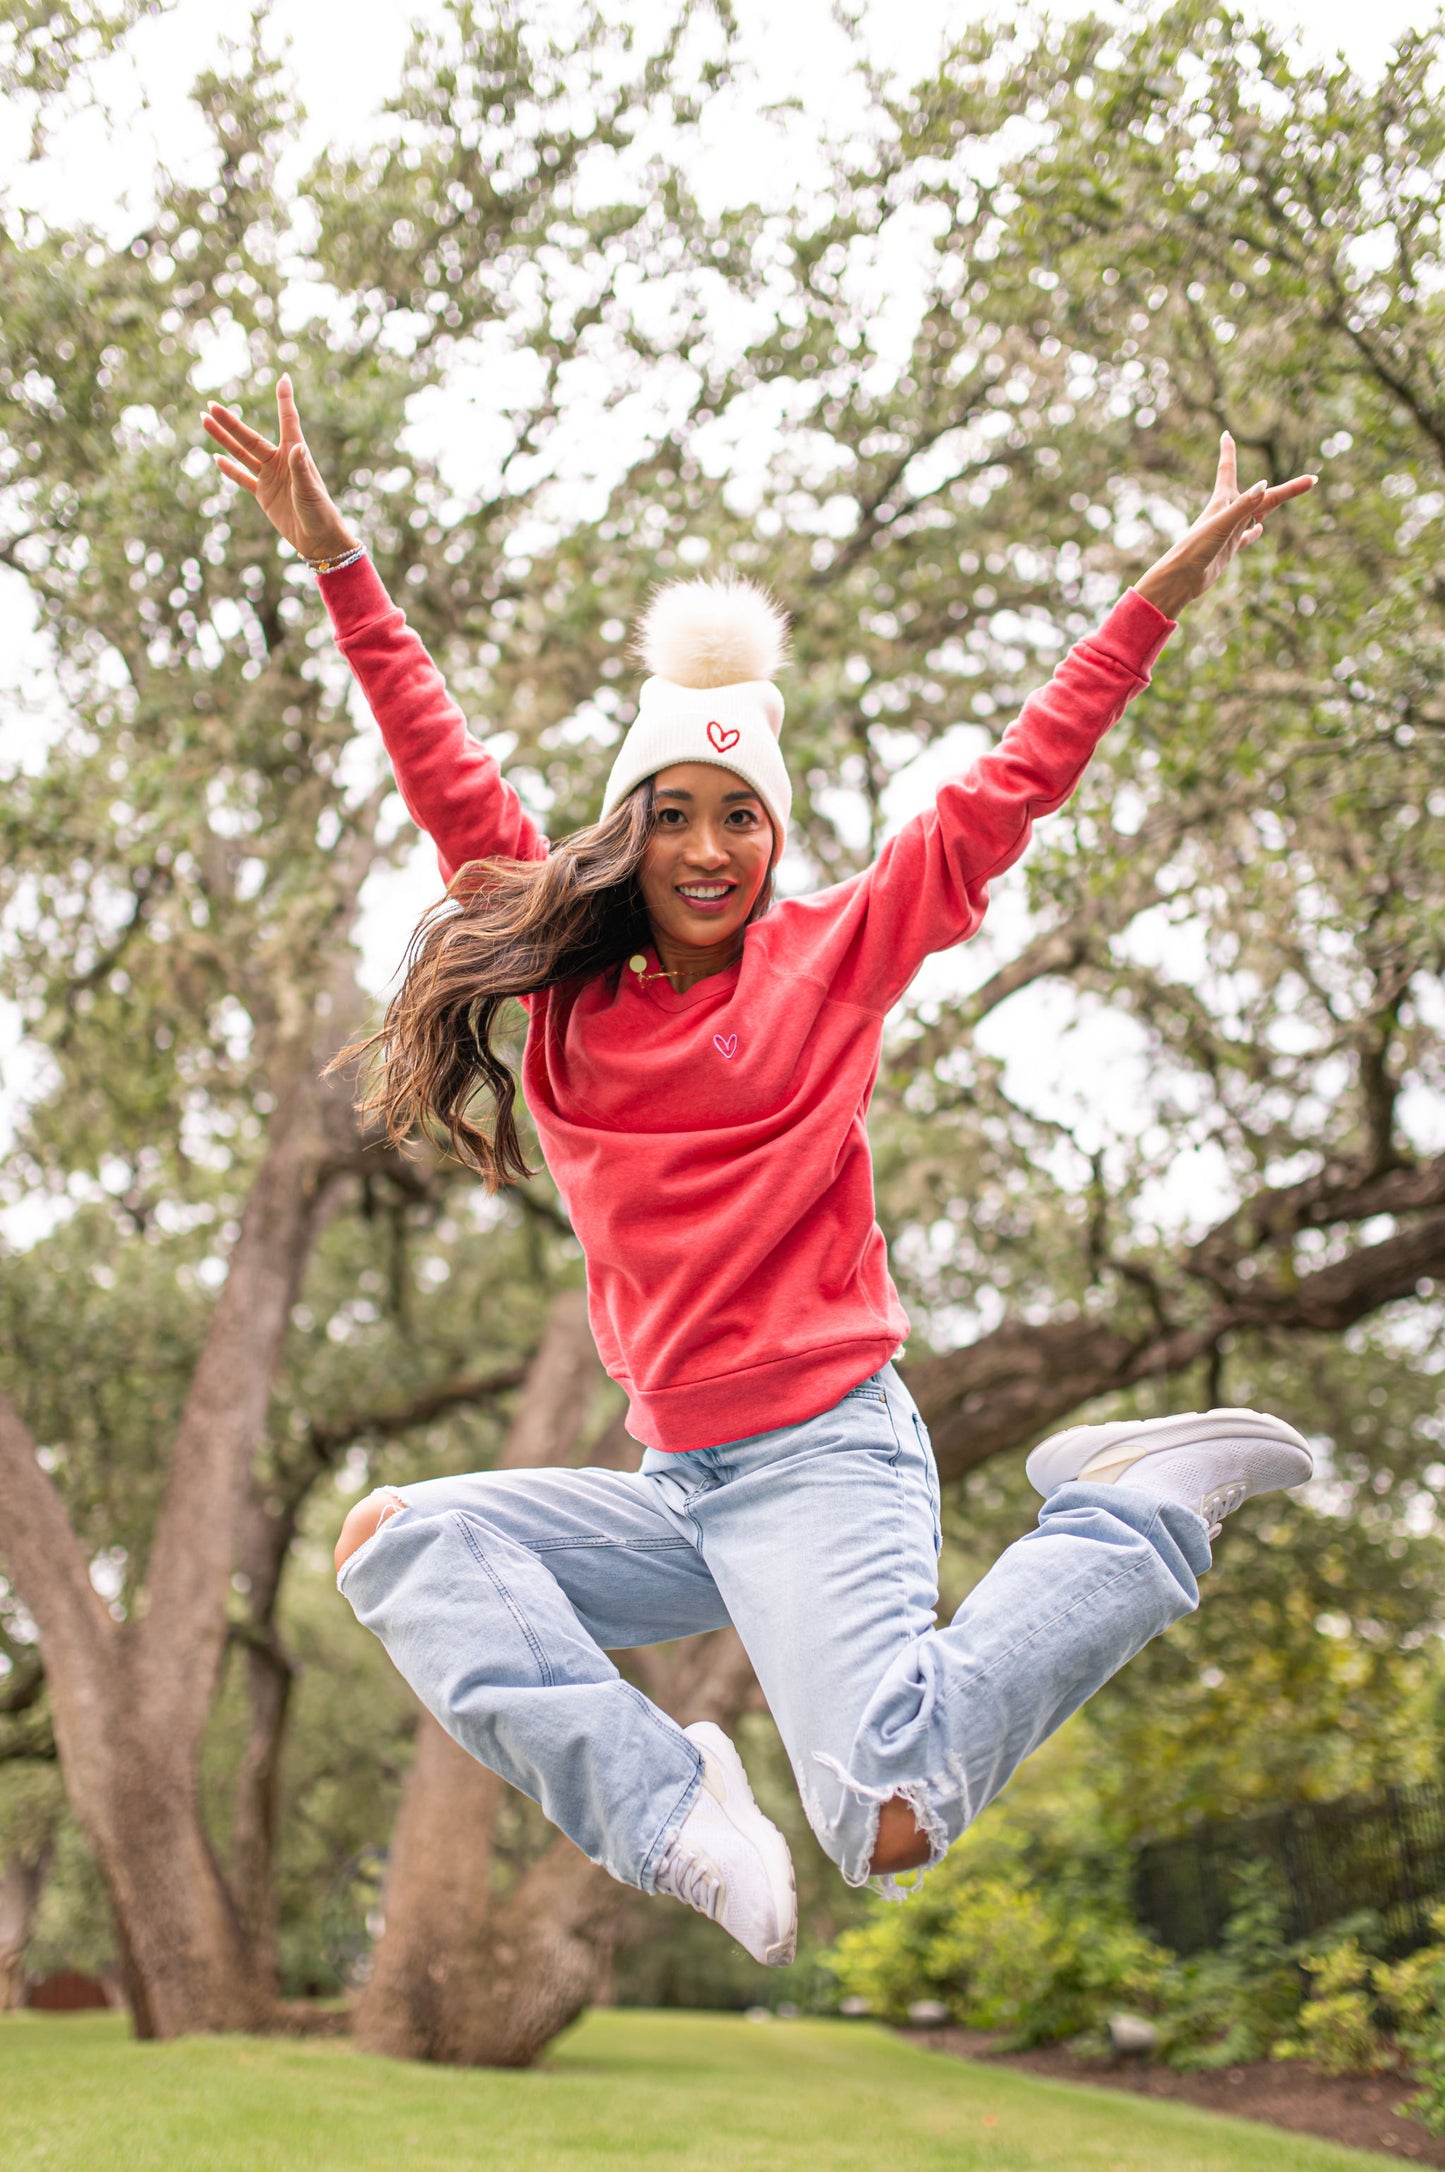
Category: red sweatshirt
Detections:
[{"x1": 323, "y1": 559, "x2": 1174, "y2": 1452}]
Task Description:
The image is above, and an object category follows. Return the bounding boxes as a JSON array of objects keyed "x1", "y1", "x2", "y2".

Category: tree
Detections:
[
  {"x1": 0, "y1": 0, "x2": 739, "y2": 2034},
  {"x1": 5, "y1": 0, "x2": 1445, "y2": 2063}
]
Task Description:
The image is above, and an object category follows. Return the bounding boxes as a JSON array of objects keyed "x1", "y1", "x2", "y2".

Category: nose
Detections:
[{"x1": 683, "y1": 822, "x2": 731, "y2": 867}]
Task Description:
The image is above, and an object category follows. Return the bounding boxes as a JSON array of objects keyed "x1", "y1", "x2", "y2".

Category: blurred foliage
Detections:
[
  {"x1": 1279, "y1": 1935, "x2": 1396, "y2": 2076},
  {"x1": 0, "y1": 1, "x2": 168, "y2": 140},
  {"x1": 1151, "y1": 1862, "x2": 1306, "y2": 2069}
]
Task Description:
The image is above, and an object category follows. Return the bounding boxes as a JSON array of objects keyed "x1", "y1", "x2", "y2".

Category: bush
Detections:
[
  {"x1": 821, "y1": 1769, "x2": 1445, "y2": 2136},
  {"x1": 1377, "y1": 1911, "x2": 1445, "y2": 2134},
  {"x1": 1150, "y1": 1864, "x2": 1306, "y2": 2070},
  {"x1": 1275, "y1": 1939, "x2": 1392, "y2": 2077},
  {"x1": 827, "y1": 1827, "x2": 1166, "y2": 2048}
]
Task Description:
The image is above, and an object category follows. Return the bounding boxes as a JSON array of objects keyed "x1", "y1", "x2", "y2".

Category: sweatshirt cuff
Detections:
[
  {"x1": 315, "y1": 552, "x2": 396, "y2": 640},
  {"x1": 1094, "y1": 586, "x2": 1177, "y2": 678}
]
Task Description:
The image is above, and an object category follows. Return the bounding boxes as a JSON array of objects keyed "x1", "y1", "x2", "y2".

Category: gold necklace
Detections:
[{"x1": 628, "y1": 953, "x2": 681, "y2": 987}]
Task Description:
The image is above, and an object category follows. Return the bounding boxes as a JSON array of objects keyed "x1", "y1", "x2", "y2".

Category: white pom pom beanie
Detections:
[{"x1": 599, "y1": 575, "x2": 792, "y2": 843}]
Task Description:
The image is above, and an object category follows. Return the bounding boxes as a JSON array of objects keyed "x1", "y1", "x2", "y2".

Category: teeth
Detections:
[{"x1": 678, "y1": 885, "x2": 731, "y2": 899}]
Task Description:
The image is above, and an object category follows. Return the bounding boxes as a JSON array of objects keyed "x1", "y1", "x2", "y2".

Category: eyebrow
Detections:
[{"x1": 654, "y1": 787, "x2": 761, "y2": 804}]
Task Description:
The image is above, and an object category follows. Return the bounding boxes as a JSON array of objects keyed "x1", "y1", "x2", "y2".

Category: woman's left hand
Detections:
[{"x1": 1134, "y1": 432, "x2": 1315, "y2": 619}]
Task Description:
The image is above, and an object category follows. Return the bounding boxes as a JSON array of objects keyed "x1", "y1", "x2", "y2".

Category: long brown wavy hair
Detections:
[{"x1": 334, "y1": 782, "x2": 773, "y2": 1189}]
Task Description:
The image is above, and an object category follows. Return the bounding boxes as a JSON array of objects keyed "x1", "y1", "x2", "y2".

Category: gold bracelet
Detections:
[{"x1": 305, "y1": 544, "x2": 366, "y2": 576}]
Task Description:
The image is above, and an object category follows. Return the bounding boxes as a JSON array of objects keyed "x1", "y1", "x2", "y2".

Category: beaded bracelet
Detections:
[{"x1": 305, "y1": 544, "x2": 366, "y2": 576}]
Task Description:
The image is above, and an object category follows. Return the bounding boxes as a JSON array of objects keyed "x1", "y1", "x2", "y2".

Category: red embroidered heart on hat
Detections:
[
  {"x1": 706, "y1": 720, "x2": 741, "y2": 753},
  {"x1": 713, "y1": 1033, "x2": 737, "y2": 1059}
]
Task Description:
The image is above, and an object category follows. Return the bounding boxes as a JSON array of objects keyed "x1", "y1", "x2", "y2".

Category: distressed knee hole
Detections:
[
  {"x1": 334, "y1": 1488, "x2": 406, "y2": 1575},
  {"x1": 809, "y1": 1752, "x2": 954, "y2": 1892}
]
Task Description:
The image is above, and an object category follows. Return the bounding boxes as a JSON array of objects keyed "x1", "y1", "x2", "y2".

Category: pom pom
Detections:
[{"x1": 634, "y1": 574, "x2": 789, "y2": 690}]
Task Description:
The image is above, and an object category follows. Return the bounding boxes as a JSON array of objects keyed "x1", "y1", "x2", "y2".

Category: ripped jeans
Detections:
[{"x1": 337, "y1": 1364, "x2": 1210, "y2": 1890}]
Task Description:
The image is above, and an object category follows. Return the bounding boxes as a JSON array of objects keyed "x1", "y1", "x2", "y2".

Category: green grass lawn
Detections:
[{"x1": 0, "y1": 2007, "x2": 1404, "y2": 2172}]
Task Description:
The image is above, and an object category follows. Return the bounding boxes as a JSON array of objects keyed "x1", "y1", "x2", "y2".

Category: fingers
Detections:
[
  {"x1": 289, "y1": 440, "x2": 327, "y2": 502},
  {"x1": 213, "y1": 455, "x2": 259, "y2": 497},
  {"x1": 1215, "y1": 429, "x2": 1238, "y2": 498},
  {"x1": 201, "y1": 411, "x2": 266, "y2": 473},
  {"x1": 275, "y1": 373, "x2": 303, "y2": 448},
  {"x1": 1257, "y1": 473, "x2": 1316, "y2": 516},
  {"x1": 1197, "y1": 477, "x2": 1268, "y2": 546},
  {"x1": 203, "y1": 401, "x2": 275, "y2": 463}
]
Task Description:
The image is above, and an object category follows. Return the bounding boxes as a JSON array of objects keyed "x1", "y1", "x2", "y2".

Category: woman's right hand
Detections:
[{"x1": 201, "y1": 375, "x2": 359, "y2": 562}]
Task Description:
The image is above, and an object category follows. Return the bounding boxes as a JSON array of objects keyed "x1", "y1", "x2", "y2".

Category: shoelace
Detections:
[
  {"x1": 1200, "y1": 1481, "x2": 1247, "y2": 1540},
  {"x1": 660, "y1": 1845, "x2": 722, "y2": 1922}
]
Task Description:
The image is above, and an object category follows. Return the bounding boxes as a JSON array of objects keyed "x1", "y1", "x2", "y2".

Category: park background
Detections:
[{"x1": 4, "y1": 0, "x2": 1445, "y2": 2164}]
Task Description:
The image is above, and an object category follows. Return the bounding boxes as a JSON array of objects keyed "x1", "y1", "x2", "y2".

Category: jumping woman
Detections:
[{"x1": 204, "y1": 380, "x2": 1317, "y2": 1965}]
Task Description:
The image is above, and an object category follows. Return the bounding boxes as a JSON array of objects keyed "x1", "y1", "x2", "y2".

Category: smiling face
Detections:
[{"x1": 637, "y1": 762, "x2": 775, "y2": 958}]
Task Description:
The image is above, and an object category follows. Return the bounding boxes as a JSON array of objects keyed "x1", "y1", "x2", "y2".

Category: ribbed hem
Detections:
[
  {"x1": 316, "y1": 552, "x2": 396, "y2": 641},
  {"x1": 1102, "y1": 588, "x2": 1177, "y2": 676},
  {"x1": 622, "y1": 1335, "x2": 902, "y2": 1453}
]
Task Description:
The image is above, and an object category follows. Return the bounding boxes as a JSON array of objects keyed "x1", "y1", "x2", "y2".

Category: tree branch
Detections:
[
  {"x1": 911, "y1": 1201, "x2": 1445, "y2": 1481},
  {"x1": 0, "y1": 1389, "x2": 111, "y2": 1679},
  {"x1": 0, "y1": 1654, "x2": 46, "y2": 1718},
  {"x1": 306, "y1": 1363, "x2": 529, "y2": 1467}
]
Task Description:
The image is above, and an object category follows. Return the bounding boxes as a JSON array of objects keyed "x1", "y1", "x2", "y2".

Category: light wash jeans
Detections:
[{"x1": 338, "y1": 1364, "x2": 1210, "y2": 1890}]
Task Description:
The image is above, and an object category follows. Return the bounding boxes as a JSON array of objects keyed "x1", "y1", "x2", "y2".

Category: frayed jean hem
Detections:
[{"x1": 809, "y1": 1752, "x2": 958, "y2": 1891}]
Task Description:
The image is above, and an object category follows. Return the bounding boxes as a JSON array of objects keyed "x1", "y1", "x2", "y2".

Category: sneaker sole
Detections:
[
  {"x1": 687, "y1": 1721, "x2": 798, "y2": 1967},
  {"x1": 1025, "y1": 1406, "x2": 1313, "y2": 1498}
]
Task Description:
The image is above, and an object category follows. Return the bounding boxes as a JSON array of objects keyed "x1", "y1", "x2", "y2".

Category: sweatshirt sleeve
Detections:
[
  {"x1": 828, "y1": 588, "x2": 1176, "y2": 1012},
  {"x1": 319, "y1": 555, "x2": 548, "y2": 882}
]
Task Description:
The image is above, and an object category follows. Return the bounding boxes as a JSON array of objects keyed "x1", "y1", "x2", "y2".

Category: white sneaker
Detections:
[
  {"x1": 1025, "y1": 1407, "x2": 1313, "y2": 1539},
  {"x1": 654, "y1": 1722, "x2": 797, "y2": 1967}
]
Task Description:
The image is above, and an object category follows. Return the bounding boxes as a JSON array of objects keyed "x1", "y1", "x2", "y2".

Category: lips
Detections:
[{"x1": 675, "y1": 881, "x2": 736, "y2": 915}]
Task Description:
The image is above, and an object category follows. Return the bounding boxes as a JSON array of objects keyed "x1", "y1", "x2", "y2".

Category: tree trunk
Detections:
[
  {"x1": 0, "y1": 1026, "x2": 354, "y2": 2036},
  {"x1": 352, "y1": 1716, "x2": 507, "y2": 2059},
  {"x1": 0, "y1": 1833, "x2": 53, "y2": 2009},
  {"x1": 408, "y1": 1799, "x2": 633, "y2": 2068},
  {"x1": 227, "y1": 1626, "x2": 294, "y2": 1982},
  {"x1": 224, "y1": 1470, "x2": 310, "y2": 1986},
  {"x1": 84, "y1": 1708, "x2": 272, "y2": 2035}
]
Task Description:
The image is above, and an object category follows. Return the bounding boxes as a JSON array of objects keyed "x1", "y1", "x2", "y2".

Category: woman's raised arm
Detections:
[
  {"x1": 823, "y1": 436, "x2": 1316, "y2": 1014},
  {"x1": 202, "y1": 378, "x2": 546, "y2": 879}
]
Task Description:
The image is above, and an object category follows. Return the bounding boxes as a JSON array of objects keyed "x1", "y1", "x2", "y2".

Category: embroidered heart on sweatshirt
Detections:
[
  {"x1": 713, "y1": 1033, "x2": 738, "y2": 1059},
  {"x1": 706, "y1": 720, "x2": 741, "y2": 752}
]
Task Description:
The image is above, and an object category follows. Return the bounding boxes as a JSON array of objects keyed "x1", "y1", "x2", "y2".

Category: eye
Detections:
[
  {"x1": 727, "y1": 807, "x2": 761, "y2": 826},
  {"x1": 655, "y1": 807, "x2": 685, "y2": 825}
]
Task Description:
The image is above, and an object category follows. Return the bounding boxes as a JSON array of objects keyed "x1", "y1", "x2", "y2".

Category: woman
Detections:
[{"x1": 204, "y1": 380, "x2": 1317, "y2": 1965}]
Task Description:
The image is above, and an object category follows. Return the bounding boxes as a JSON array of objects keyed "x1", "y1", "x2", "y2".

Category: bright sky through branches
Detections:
[
  {"x1": 0, "y1": 0, "x2": 1440, "y2": 1220},
  {"x1": 1, "y1": 0, "x2": 1438, "y2": 234}
]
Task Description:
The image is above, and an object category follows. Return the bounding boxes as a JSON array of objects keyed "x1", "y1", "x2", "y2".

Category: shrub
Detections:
[
  {"x1": 1275, "y1": 1940, "x2": 1393, "y2": 2076},
  {"x1": 1151, "y1": 1864, "x2": 1306, "y2": 2070},
  {"x1": 827, "y1": 1843, "x2": 1166, "y2": 2048},
  {"x1": 1378, "y1": 1910, "x2": 1445, "y2": 2135}
]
